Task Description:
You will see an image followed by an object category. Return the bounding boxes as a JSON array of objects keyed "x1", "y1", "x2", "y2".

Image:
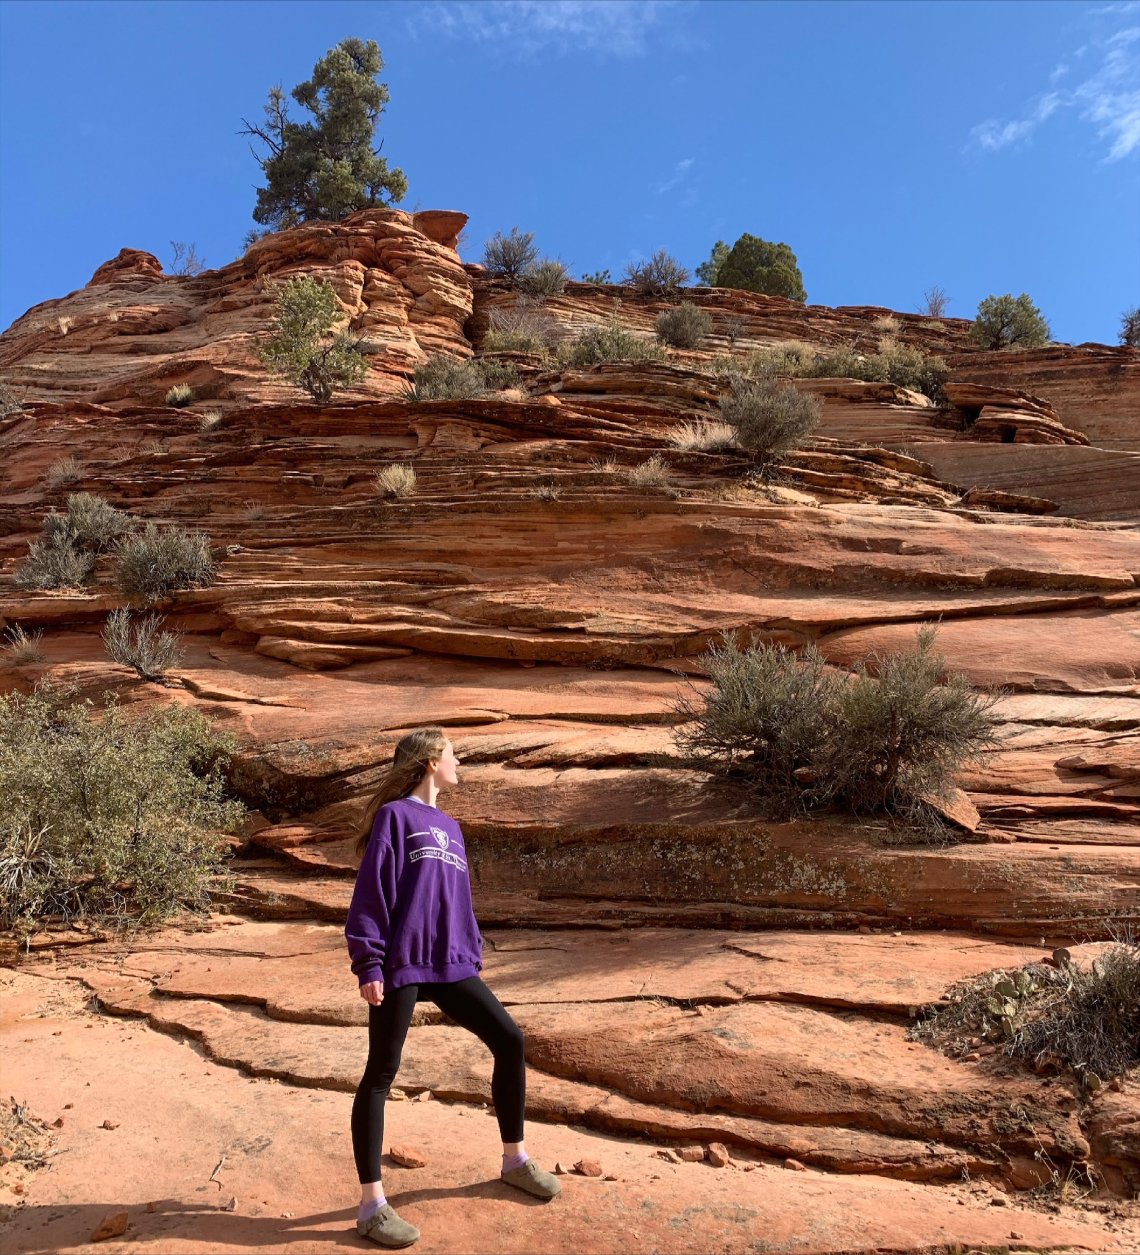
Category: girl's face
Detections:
[{"x1": 431, "y1": 740, "x2": 459, "y2": 789}]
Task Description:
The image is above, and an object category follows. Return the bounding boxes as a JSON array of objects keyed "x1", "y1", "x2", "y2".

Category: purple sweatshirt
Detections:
[{"x1": 345, "y1": 796, "x2": 483, "y2": 990}]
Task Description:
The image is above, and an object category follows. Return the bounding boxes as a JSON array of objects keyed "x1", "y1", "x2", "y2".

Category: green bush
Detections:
[
  {"x1": 806, "y1": 343, "x2": 950, "y2": 402},
  {"x1": 969, "y1": 293, "x2": 1051, "y2": 350},
  {"x1": 165, "y1": 384, "x2": 194, "y2": 408},
  {"x1": 50, "y1": 493, "x2": 134, "y2": 552},
  {"x1": 475, "y1": 359, "x2": 520, "y2": 391},
  {"x1": 580, "y1": 269, "x2": 611, "y2": 285},
  {"x1": 558, "y1": 306, "x2": 664, "y2": 367},
  {"x1": 405, "y1": 355, "x2": 486, "y2": 401},
  {"x1": 241, "y1": 37, "x2": 406, "y2": 231},
  {"x1": 677, "y1": 627, "x2": 998, "y2": 827},
  {"x1": 102, "y1": 609, "x2": 184, "y2": 683},
  {"x1": 259, "y1": 275, "x2": 368, "y2": 402},
  {"x1": 655, "y1": 302, "x2": 713, "y2": 349},
  {"x1": 716, "y1": 234, "x2": 806, "y2": 303},
  {"x1": 0, "y1": 685, "x2": 242, "y2": 933},
  {"x1": 622, "y1": 250, "x2": 690, "y2": 295},
  {"x1": 720, "y1": 375, "x2": 819, "y2": 463},
  {"x1": 1120, "y1": 306, "x2": 1140, "y2": 349},
  {"x1": 483, "y1": 229, "x2": 540, "y2": 284},
  {"x1": 114, "y1": 524, "x2": 218, "y2": 598}
]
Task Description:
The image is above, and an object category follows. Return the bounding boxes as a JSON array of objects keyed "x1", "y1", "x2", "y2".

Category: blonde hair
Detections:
[{"x1": 356, "y1": 726, "x2": 449, "y2": 857}]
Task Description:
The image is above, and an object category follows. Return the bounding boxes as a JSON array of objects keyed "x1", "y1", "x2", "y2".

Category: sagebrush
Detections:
[
  {"x1": 558, "y1": 306, "x2": 663, "y2": 367},
  {"x1": 623, "y1": 250, "x2": 690, "y2": 295},
  {"x1": 114, "y1": 524, "x2": 217, "y2": 598},
  {"x1": 406, "y1": 355, "x2": 485, "y2": 401},
  {"x1": 483, "y1": 228, "x2": 539, "y2": 284},
  {"x1": 656, "y1": 302, "x2": 713, "y2": 349},
  {"x1": 102, "y1": 608, "x2": 184, "y2": 683},
  {"x1": 720, "y1": 375, "x2": 819, "y2": 463},
  {"x1": 0, "y1": 685, "x2": 243, "y2": 934},
  {"x1": 676, "y1": 627, "x2": 998, "y2": 827}
]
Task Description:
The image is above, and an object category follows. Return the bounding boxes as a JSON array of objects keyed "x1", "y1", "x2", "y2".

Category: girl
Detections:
[{"x1": 345, "y1": 727, "x2": 560, "y2": 1249}]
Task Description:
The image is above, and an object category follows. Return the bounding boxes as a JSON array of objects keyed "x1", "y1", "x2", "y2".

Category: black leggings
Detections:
[{"x1": 351, "y1": 976, "x2": 526, "y2": 1183}]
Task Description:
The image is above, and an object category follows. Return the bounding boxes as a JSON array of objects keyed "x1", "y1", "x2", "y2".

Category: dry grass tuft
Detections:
[
  {"x1": 165, "y1": 384, "x2": 194, "y2": 408},
  {"x1": 374, "y1": 464, "x2": 417, "y2": 499},
  {"x1": 45, "y1": 457, "x2": 82, "y2": 490},
  {"x1": 534, "y1": 484, "x2": 562, "y2": 502},
  {"x1": 669, "y1": 420, "x2": 738, "y2": 453},
  {"x1": 198, "y1": 410, "x2": 224, "y2": 433},
  {"x1": 4, "y1": 625, "x2": 46, "y2": 665},
  {"x1": 627, "y1": 454, "x2": 671, "y2": 487}
]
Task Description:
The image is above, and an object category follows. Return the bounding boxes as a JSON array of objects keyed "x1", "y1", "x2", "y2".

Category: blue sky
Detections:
[{"x1": 1, "y1": 0, "x2": 1137, "y2": 342}]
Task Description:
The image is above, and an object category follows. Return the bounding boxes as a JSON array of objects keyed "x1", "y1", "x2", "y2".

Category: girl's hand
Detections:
[{"x1": 359, "y1": 980, "x2": 384, "y2": 1006}]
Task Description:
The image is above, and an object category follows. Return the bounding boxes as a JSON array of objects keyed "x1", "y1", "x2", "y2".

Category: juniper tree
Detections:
[
  {"x1": 969, "y1": 293, "x2": 1051, "y2": 350},
  {"x1": 716, "y1": 234, "x2": 807, "y2": 303},
  {"x1": 259, "y1": 276, "x2": 368, "y2": 401},
  {"x1": 241, "y1": 37, "x2": 408, "y2": 231}
]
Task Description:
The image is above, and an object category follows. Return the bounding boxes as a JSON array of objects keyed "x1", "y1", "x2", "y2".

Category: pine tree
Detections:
[{"x1": 241, "y1": 37, "x2": 407, "y2": 231}]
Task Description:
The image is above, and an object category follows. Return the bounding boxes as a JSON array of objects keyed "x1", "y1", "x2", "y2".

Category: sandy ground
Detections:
[{"x1": 1, "y1": 970, "x2": 1137, "y2": 1255}]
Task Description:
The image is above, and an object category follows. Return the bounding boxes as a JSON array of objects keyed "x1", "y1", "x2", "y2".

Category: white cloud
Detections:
[
  {"x1": 656, "y1": 157, "x2": 694, "y2": 195},
  {"x1": 970, "y1": 7, "x2": 1139, "y2": 160},
  {"x1": 408, "y1": 1, "x2": 680, "y2": 58}
]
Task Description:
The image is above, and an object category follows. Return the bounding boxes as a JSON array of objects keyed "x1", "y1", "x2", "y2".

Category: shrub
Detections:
[
  {"x1": 405, "y1": 355, "x2": 485, "y2": 401},
  {"x1": 0, "y1": 382, "x2": 24, "y2": 419},
  {"x1": 4, "y1": 625, "x2": 46, "y2": 665},
  {"x1": 534, "y1": 484, "x2": 562, "y2": 502},
  {"x1": 475, "y1": 359, "x2": 520, "y2": 391},
  {"x1": 913, "y1": 940, "x2": 1140, "y2": 1087},
  {"x1": 198, "y1": 410, "x2": 224, "y2": 433},
  {"x1": 919, "y1": 286, "x2": 950, "y2": 318},
  {"x1": 0, "y1": 685, "x2": 242, "y2": 933},
  {"x1": 483, "y1": 228, "x2": 540, "y2": 284},
  {"x1": 696, "y1": 240, "x2": 731, "y2": 287},
  {"x1": 521, "y1": 259, "x2": 569, "y2": 297},
  {"x1": 240, "y1": 38, "x2": 406, "y2": 232},
  {"x1": 668, "y1": 420, "x2": 738, "y2": 452},
  {"x1": 169, "y1": 241, "x2": 206, "y2": 277},
  {"x1": 165, "y1": 384, "x2": 194, "y2": 408},
  {"x1": 580, "y1": 269, "x2": 611, "y2": 285},
  {"x1": 806, "y1": 343, "x2": 950, "y2": 402},
  {"x1": 677, "y1": 627, "x2": 998, "y2": 825},
  {"x1": 623, "y1": 250, "x2": 690, "y2": 295},
  {"x1": 969, "y1": 293, "x2": 1051, "y2": 350},
  {"x1": 745, "y1": 342, "x2": 817, "y2": 377},
  {"x1": 114, "y1": 524, "x2": 217, "y2": 598},
  {"x1": 45, "y1": 457, "x2": 82, "y2": 489},
  {"x1": 259, "y1": 276, "x2": 369, "y2": 402},
  {"x1": 374, "y1": 463, "x2": 416, "y2": 498},
  {"x1": 15, "y1": 534, "x2": 95, "y2": 591},
  {"x1": 626, "y1": 454, "x2": 670, "y2": 487},
  {"x1": 716, "y1": 234, "x2": 806, "y2": 303},
  {"x1": 817, "y1": 626, "x2": 999, "y2": 816},
  {"x1": 102, "y1": 608, "x2": 184, "y2": 683},
  {"x1": 558, "y1": 305, "x2": 664, "y2": 367},
  {"x1": 484, "y1": 299, "x2": 558, "y2": 354},
  {"x1": 1120, "y1": 306, "x2": 1140, "y2": 349},
  {"x1": 53, "y1": 492, "x2": 135, "y2": 552},
  {"x1": 655, "y1": 302, "x2": 713, "y2": 349},
  {"x1": 675, "y1": 637, "x2": 841, "y2": 815},
  {"x1": 720, "y1": 375, "x2": 820, "y2": 463}
]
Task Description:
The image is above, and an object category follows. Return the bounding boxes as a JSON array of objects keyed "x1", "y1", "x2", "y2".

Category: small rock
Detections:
[
  {"x1": 91, "y1": 1211, "x2": 129, "y2": 1242},
  {"x1": 280, "y1": 1212, "x2": 294, "y2": 1218},
  {"x1": 678, "y1": 1146, "x2": 704, "y2": 1162},
  {"x1": 63, "y1": 1103, "x2": 73, "y2": 1109},
  {"x1": 964, "y1": 1052, "x2": 981, "y2": 1062},
  {"x1": 51, "y1": 1117, "x2": 64, "y2": 1129},
  {"x1": 707, "y1": 1143, "x2": 730, "y2": 1168},
  {"x1": 1109, "y1": 1078, "x2": 1123, "y2": 1092},
  {"x1": 857, "y1": 925, "x2": 872, "y2": 934},
  {"x1": 146, "y1": 1202, "x2": 156, "y2": 1214},
  {"x1": 101, "y1": 1119, "x2": 120, "y2": 1130},
  {"x1": 957, "y1": 1197, "x2": 966, "y2": 1205},
  {"x1": 415, "y1": 1090, "x2": 433, "y2": 1103},
  {"x1": 990, "y1": 1195, "x2": 1008, "y2": 1206},
  {"x1": 553, "y1": 1162, "x2": 568, "y2": 1175},
  {"x1": 742, "y1": 1164, "x2": 757, "y2": 1173},
  {"x1": 783, "y1": 1158, "x2": 807, "y2": 1172},
  {"x1": 604, "y1": 1174, "x2": 618, "y2": 1181},
  {"x1": 1010, "y1": 1232, "x2": 1023, "y2": 1241},
  {"x1": 224, "y1": 1197, "x2": 237, "y2": 1212},
  {"x1": 574, "y1": 1158, "x2": 603, "y2": 1178},
  {"x1": 12, "y1": 1184, "x2": 24, "y2": 1196},
  {"x1": 388, "y1": 1088, "x2": 406, "y2": 1101},
  {"x1": 656, "y1": 1149, "x2": 681, "y2": 1164},
  {"x1": 389, "y1": 1145, "x2": 428, "y2": 1169}
]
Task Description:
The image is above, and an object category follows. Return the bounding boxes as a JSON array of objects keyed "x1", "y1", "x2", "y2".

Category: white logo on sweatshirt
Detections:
[{"x1": 431, "y1": 826, "x2": 450, "y2": 851}]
